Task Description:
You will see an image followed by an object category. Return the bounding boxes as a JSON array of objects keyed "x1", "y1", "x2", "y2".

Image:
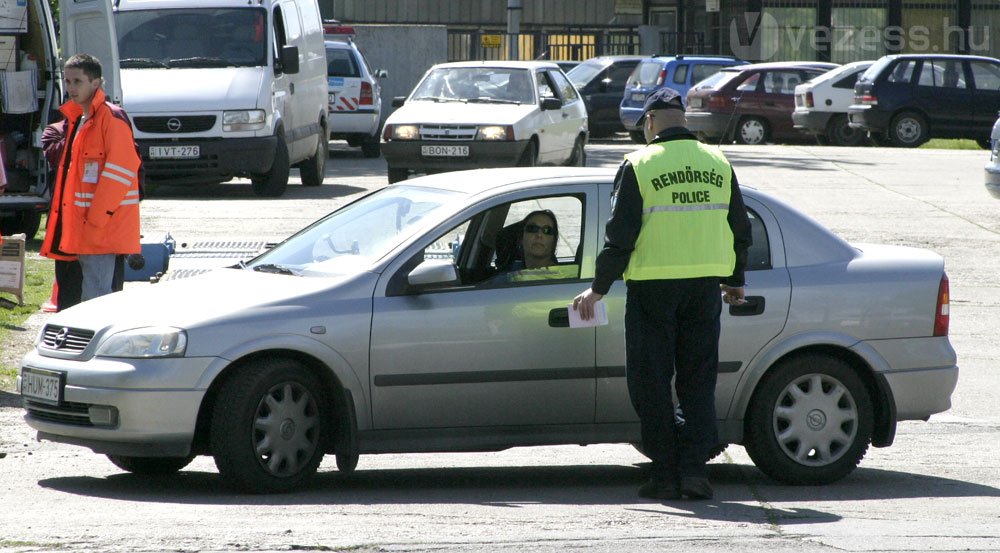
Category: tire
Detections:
[
  {"x1": 744, "y1": 354, "x2": 873, "y2": 485},
  {"x1": 517, "y1": 140, "x2": 538, "y2": 167},
  {"x1": 336, "y1": 452, "x2": 359, "y2": 473},
  {"x1": 251, "y1": 136, "x2": 290, "y2": 197},
  {"x1": 298, "y1": 130, "x2": 328, "y2": 187},
  {"x1": 565, "y1": 136, "x2": 586, "y2": 167},
  {"x1": 361, "y1": 136, "x2": 381, "y2": 158},
  {"x1": 107, "y1": 454, "x2": 195, "y2": 475},
  {"x1": 387, "y1": 167, "x2": 408, "y2": 184},
  {"x1": 0, "y1": 210, "x2": 42, "y2": 239},
  {"x1": 210, "y1": 358, "x2": 329, "y2": 493},
  {"x1": 888, "y1": 111, "x2": 928, "y2": 148},
  {"x1": 734, "y1": 116, "x2": 769, "y2": 145},
  {"x1": 628, "y1": 130, "x2": 645, "y2": 144},
  {"x1": 825, "y1": 114, "x2": 866, "y2": 147}
]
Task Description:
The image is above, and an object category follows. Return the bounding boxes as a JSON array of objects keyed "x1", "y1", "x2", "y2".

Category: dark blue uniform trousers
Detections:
[{"x1": 625, "y1": 277, "x2": 722, "y2": 480}]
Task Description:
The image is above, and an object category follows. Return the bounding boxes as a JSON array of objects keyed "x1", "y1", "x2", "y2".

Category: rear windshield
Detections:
[
  {"x1": 566, "y1": 60, "x2": 605, "y2": 87},
  {"x1": 327, "y1": 47, "x2": 360, "y2": 77},
  {"x1": 858, "y1": 57, "x2": 895, "y2": 82},
  {"x1": 631, "y1": 61, "x2": 665, "y2": 87}
]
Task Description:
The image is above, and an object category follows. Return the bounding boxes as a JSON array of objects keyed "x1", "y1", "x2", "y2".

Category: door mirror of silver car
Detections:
[
  {"x1": 541, "y1": 97, "x2": 562, "y2": 111},
  {"x1": 408, "y1": 259, "x2": 458, "y2": 287}
]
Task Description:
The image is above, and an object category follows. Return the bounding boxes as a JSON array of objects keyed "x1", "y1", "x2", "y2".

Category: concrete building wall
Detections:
[{"x1": 324, "y1": 0, "x2": 628, "y2": 28}]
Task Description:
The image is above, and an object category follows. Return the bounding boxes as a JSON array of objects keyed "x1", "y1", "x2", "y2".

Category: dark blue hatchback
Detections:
[{"x1": 619, "y1": 55, "x2": 748, "y2": 143}]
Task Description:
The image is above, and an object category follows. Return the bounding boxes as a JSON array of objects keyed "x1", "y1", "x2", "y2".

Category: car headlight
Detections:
[
  {"x1": 476, "y1": 125, "x2": 511, "y2": 141},
  {"x1": 391, "y1": 124, "x2": 419, "y2": 140},
  {"x1": 96, "y1": 327, "x2": 188, "y2": 358},
  {"x1": 223, "y1": 109, "x2": 266, "y2": 131}
]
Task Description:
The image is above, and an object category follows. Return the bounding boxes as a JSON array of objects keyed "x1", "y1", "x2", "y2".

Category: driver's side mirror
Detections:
[
  {"x1": 540, "y1": 97, "x2": 562, "y2": 111},
  {"x1": 279, "y1": 45, "x2": 300, "y2": 74},
  {"x1": 407, "y1": 259, "x2": 458, "y2": 287},
  {"x1": 392, "y1": 96, "x2": 407, "y2": 108}
]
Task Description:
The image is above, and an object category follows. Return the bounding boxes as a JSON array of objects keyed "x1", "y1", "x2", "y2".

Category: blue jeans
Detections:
[{"x1": 78, "y1": 253, "x2": 117, "y2": 302}]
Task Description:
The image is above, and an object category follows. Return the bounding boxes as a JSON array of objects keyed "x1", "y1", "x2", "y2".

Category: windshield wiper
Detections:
[
  {"x1": 169, "y1": 57, "x2": 232, "y2": 68},
  {"x1": 466, "y1": 97, "x2": 522, "y2": 104},
  {"x1": 412, "y1": 96, "x2": 463, "y2": 103},
  {"x1": 120, "y1": 58, "x2": 169, "y2": 69},
  {"x1": 252, "y1": 263, "x2": 298, "y2": 275}
]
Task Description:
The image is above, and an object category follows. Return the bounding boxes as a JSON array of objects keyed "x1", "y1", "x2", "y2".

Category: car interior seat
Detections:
[{"x1": 493, "y1": 222, "x2": 524, "y2": 271}]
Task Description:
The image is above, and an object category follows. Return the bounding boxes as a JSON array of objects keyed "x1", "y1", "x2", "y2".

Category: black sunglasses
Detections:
[{"x1": 524, "y1": 223, "x2": 555, "y2": 236}]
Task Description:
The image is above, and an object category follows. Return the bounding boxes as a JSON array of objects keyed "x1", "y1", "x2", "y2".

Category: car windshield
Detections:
[
  {"x1": 247, "y1": 186, "x2": 464, "y2": 276},
  {"x1": 566, "y1": 60, "x2": 605, "y2": 87},
  {"x1": 116, "y1": 8, "x2": 267, "y2": 68},
  {"x1": 632, "y1": 60, "x2": 666, "y2": 87},
  {"x1": 411, "y1": 67, "x2": 536, "y2": 104}
]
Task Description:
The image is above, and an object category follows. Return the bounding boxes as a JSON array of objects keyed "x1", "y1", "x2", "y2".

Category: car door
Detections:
[
  {"x1": 756, "y1": 69, "x2": 804, "y2": 138},
  {"x1": 595, "y1": 187, "x2": 792, "y2": 423},
  {"x1": 369, "y1": 185, "x2": 600, "y2": 430},
  {"x1": 587, "y1": 61, "x2": 637, "y2": 131},
  {"x1": 533, "y1": 70, "x2": 563, "y2": 163},
  {"x1": 914, "y1": 58, "x2": 972, "y2": 134},
  {"x1": 967, "y1": 59, "x2": 1000, "y2": 138},
  {"x1": 62, "y1": 0, "x2": 122, "y2": 105},
  {"x1": 546, "y1": 69, "x2": 587, "y2": 161}
]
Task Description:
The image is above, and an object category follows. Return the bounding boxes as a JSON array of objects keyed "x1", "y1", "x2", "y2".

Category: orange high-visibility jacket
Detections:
[{"x1": 41, "y1": 88, "x2": 141, "y2": 260}]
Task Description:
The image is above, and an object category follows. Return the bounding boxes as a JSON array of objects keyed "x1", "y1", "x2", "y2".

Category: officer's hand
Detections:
[
  {"x1": 572, "y1": 288, "x2": 604, "y2": 320},
  {"x1": 721, "y1": 284, "x2": 746, "y2": 305}
]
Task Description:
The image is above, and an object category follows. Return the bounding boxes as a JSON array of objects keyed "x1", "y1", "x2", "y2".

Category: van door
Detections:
[
  {"x1": 272, "y1": 2, "x2": 299, "y2": 160},
  {"x1": 60, "y1": 0, "x2": 122, "y2": 105}
]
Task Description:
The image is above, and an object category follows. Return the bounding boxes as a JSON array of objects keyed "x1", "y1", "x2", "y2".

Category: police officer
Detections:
[{"x1": 573, "y1": 87, "x2": 751, "y2": 500}]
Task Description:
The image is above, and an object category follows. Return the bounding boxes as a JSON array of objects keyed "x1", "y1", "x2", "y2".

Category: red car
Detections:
[{"x1": 686, "y1": 61, "x2": 839, "y2": 145}]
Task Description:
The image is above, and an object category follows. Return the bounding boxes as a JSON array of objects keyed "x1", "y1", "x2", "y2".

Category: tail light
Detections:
[
  {"x1": 934, "y1": 273, "x2": 950, "y2": 337},
  {"x1": 360, "y1": 82, "x2": 373, "y2": 106},
  {"x1": 856, "y1": 94, "x2": 878, "y2": 105},
  {"x1": 805, "y1": 92, "x2": 815, "y2": 108},
  {"x1": 655, "y1": 69, "x2": 667, "y2": 86}
]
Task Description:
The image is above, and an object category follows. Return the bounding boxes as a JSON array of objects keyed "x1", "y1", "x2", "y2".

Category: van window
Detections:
[
  {"x1": 117, "y1": 8, "x2": 267, "y2": 68},
  {"x1": 273, "y1": 6, "x2": 288, "y2": 60}
]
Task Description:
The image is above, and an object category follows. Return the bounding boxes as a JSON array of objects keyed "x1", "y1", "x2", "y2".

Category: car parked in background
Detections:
[
  {"x1": 18, "y1": 167, "x2": 957, "y2": 493},
  {"x1": 793, "y1": 60, "x2": 874, "y2": 146},
  {"x1": 325, "y1": 38, "x2": 387, "y2": 158},
  {"x1": 619, "y1": 55, "x2": 748, "y2": 143},
  {"x1": 985, "y1": 113, "x2": 1000, "y2": 198},
  {"x1": 685, "y1": 61, "x2": 839, "y2": 145},
  {"x1": 848, "y1": 54, "x2": 1000, "y2": 148},
  {"x1": 381, "y1": 61, "x2": 588, "y2": 183},
  {"x1": 566, "y1": 55, "x2": 644, "y2": 137}
]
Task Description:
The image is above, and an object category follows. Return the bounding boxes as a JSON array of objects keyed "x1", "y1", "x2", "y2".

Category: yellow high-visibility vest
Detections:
[{"x1": 623, "y1": 140, "x2": 735, "y2": 281}]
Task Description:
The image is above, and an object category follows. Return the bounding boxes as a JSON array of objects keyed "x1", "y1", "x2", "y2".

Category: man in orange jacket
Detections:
[{"x1": 40, "y1": 54, "x2": 141, "y2": 308}]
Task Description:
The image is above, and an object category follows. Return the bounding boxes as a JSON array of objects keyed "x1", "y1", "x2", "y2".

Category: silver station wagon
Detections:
[{"x1": 18, "y1": 168, "x2": 958, "y2": 493}]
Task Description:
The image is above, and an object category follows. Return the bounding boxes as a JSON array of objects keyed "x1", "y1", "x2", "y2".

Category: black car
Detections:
[
  {"x1": 848, "y1": 54, "x2": 1000, "y2": 148},
  {"x1": 567, "y1": 56, "x2": 644, "y2": 137}
]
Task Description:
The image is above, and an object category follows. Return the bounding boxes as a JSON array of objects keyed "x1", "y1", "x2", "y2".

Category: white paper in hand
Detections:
[{"x1": 568, "y1": 300, "x2": 608, "y2": 328}]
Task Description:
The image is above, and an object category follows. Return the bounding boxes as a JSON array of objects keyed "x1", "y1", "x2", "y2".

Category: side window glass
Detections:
[
  {"x1": 487, "y1": 196, "x2": 583, "y2": 284},
  {"x1": 537, "y1": 71, "x2": 556, "y2": 99},
  {"x1": 607, "y1": 64, "x2": 634, "y2": 92},
  {"x1": 969, "y1": 61, "x2": 1000, "y2": 91},
  {"x1": 887, "y1": 60, "x2": 915, "y2": 84},
  {"x1": 745, "y1": 208, "x2": 771, "y2": 271},
  {"x1": 691, "y1": 63, "x2": 723, "y2": 83},
  {"x1": 548, "y1": 70, "x2": 579, "y2": 102},
  {"x1": 672, "y1": 64, "x2": 688, "y2": 85},
  {"x1": 736, "y1": 73, "x2": 760, "y2": 92},
  {"x1": 918, "y1": 60, "x2": 965, "y2": 89},
  {"x1": 833, "y1": 71, "x2": 861, "y2": 89},
  {"x1": 272, "y1": 7, "x2": 288, "y2": 59}
]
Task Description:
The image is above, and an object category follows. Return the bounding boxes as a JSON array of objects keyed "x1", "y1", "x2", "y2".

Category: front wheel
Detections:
[
  {"x1": 517, "y1": 140, "x2": 538, "y2": 167},
  {"x1": 298, "y1": 130, "x2": 328, "y2": 187},
  {"x1": 107, "y1": 454, "x2": 195, "y2": 475},
  {"x1": 387, "y1": 167, "x2": 408, "y2": 183},
  {"x1": 210, "y1": 358, "x2": 329, "y2": 493},
  {"x1": 251, "y1": 136, "x2": 290, "y2": 197},
  {"x1": 565, "y1": 136, "x2": 586, "y2": 167},
  {"x1": 744, "y1": 354, "x2": 873, "y2": 485},
  {"x1": 734, "y1": 116, "x2": 769, "y2": 145}
]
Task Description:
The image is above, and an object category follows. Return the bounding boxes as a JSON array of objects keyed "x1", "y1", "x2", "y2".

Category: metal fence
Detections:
[{"x1": 447, "y1": 30, "x2": 641, "y2": 62}]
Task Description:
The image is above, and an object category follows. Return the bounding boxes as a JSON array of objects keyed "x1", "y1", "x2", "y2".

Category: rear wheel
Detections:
[
  {"x1": 734, "y1": 116, "x2": 769, "y2": 145},
  {"x1": 744, "y1": 354, "x2": 873, "y2": 485},
  {"x1": 888, "y1": 111, "x2": 928, "y2": 148},
  {"x1": 107, "y1": 454, "x2": 195, "y2": 475},
  {"x1": 298, "y1": 130, "x2": 328, "y2": 187},
  {"x1": 387, "y1": 167, "x2": 408, "y2": 183},
  {"x1": 251, "y1": 136, "x2": 290, "y2": 197},
  {"x1": 825, "y1": 114, "x2": 866, "y2": 146}
]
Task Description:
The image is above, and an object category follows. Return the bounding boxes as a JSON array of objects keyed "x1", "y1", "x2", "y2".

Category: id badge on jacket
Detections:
[{"x1": 83, "y1": 161, "x2": 100, "y2": 184}]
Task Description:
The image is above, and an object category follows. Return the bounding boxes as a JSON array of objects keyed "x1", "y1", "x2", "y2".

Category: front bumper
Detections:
[
  {"x1": 792, "y1": 110, "x2": 833, "y2": 134},
  {"x1": 847, "y1": 105, "x2": 891, "y2": 133},
  {"x1": 684, "y1": 111, "x2": 732, "y2": 139},
  {"x1": 137, "y1": 135, "x2": 277, "y2": 184},
  {"x1": 382, "y1": 140, "x2": 530, "y2": 172},
  {"x1": 18, "y1": 351, "x2": 220, "y2": 457}
]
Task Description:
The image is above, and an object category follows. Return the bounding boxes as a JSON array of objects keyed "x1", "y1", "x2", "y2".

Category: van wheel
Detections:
[
  {"x1": 299, "y1": 131, "x2": 328, "y2": 187},
  {"x1": 107, "y1": 454, "x2": 195, "y2": 475},
  {"x1": 210, "y1": 358, "x2": 329, "y2": 493},
  {"x1": 825, "y1": 114, "x2": 865, "y2": 146},
  {"x1": 387, "y1": 167, "x2": 408, "y2": 183},
  {"x1": 251, "y1": 137, "x2": 290, "y2": 197},
  {"x1": 888, "y1": 112, "x2": 928, "y2": 148},
  {"x1": 734, "y1": 116, "x2": 769, "y2": 145},
  {"x1": 744, "y1": 354, "x2": 873, "y2": 485},
  {"x1": 361, "y1": 136, "x2": 381, "y2": 158},
  {"x1": 628, "y1": 130, "x2": 645, "y2": 144},
  {"x1": 0, "y1": 210, "x2": 41, "y2": 239}
]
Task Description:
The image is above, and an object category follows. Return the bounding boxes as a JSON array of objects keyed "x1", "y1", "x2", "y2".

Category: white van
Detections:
[{"x1": 114, "y1": 0, "x2": 329, "y2": 197}]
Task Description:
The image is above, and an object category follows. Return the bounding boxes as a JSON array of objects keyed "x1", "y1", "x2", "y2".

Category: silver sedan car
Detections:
[{"x1": 18, "y1": 167, "x2": 958, "y2": 493}]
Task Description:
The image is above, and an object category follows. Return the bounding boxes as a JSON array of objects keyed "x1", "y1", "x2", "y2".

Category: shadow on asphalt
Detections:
[
  {"x1": 0, "y1": 389, "x2": 21, "y2": 408},
  {"x1": 35, "y1": 457, "x2": 999, "y2": 519}
]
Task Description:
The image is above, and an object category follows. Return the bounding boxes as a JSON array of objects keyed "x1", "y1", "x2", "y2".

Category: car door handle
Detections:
[
  {"x1": 562, "y1": 112, "x2": 569, "y2": 118},
  {"x1": 290, "y1": 83, "x2": 295, "y2": 94},
  {"x1": 729, "y1": 296, "x2": 765, "y2": 316},
  {"x1": 548, "y1": 307, "x2": 570, "y2": 327}
]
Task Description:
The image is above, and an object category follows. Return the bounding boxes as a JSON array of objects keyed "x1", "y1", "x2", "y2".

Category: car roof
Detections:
[
  {"x1": 430, "y1": 60, "x2": 561, "y2": 71},
  {"x1": 643, "y1": 55, "x2": 745, "y2": 63},
  {"x1": 879, "y1": 53, "x2": 1000, "y2": 62},
  {"x1": 726, "y1": 61, "x2": 841, "y2": 72}
]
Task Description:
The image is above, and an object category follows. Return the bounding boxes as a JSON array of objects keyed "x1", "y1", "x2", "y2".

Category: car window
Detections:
[
  {"x1": 606, "y1": 63, "x2": 635, "y2": 92},
  {"x1": 746, "y1": 208, "x2": 771, "y2": 271},
  {"x1": 969, "y1": 61, "x2": 1000, "y2": 91},
  {"x1": 761, "y1": 71, "x2": 803, "y2": 94},
  {"x1": 537, "y1": 71, "x2": 557, "y2": 100},
  {"x1": 691, "y1": 63, "x2": 726, "y2": 84},
  {"x1": 672, "y1": 64, "x2": 688, "y2": 85},
  {"x1": 886, "y1": 60, "x2": 917, "y2": 83},
  {"x1": 414, "y1": 195, "x2": 584, "y2": 288},
  {"x1": 832, "y1": 70, "x2": 861, "y2": 89},
  {"x1": 736, "y1": 73, "x2": 761, "y2": 92},
  {"x1": 917, "y1": 59, "x2": 966, "y2": 89},
  {"x1": 566, "y1": 60, "x2": 604, "y2": 87},
  {"x1": 547, "y1": 70, "x2": 580, "y2": 103},
  {"x1": 326, "y1": 48, "x2": 360, "y2": 77},
  {"x1": 633, "y1": 60, "x2": 665, "y2": 87}
]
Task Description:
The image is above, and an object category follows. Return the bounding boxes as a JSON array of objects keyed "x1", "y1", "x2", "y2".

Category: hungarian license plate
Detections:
[
  {"x1": 20, "y1": 367, "x2": 64, "y2": 405},
  {"x1": 421, "y1": 145, "x2": 469, "y2": 157},
  {"x1": 631, "y1": 92, "x2": 646, "y2": 102},
  {"x1": 149, "y1": 145, "x2": 200, "y2": 159}
]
